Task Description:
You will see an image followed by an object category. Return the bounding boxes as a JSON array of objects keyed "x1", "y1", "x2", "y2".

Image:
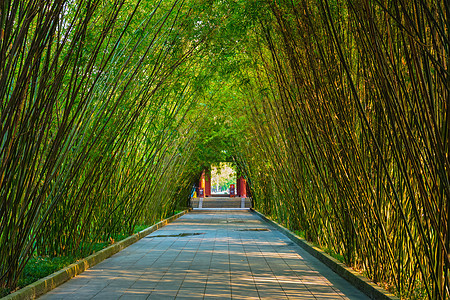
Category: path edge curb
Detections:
[
  {"x1": 3, "y1": 209, "x2": 192, "y2": 300},
  {"x1": 251, "y1": 209, "x2": 399, "y2": 300}
]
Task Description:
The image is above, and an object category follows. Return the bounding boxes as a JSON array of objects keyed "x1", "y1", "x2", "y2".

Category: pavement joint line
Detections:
[
  {"x1": 257, "y1": 234, "x2": 297, "y2": 299},
  {"x1": 260, "y1": 230, "x2": 316, "y2": 297},
  {"x1": 3, "y1": 209, "x2": 192, "y2": 300},
  {"x1": 250, "y1": 209, "x2": 400, "y2": 300},
  {"x1": 175, "y1": 228, "x2": 207, "y2": 297},
  {"x1": 125, "y1": 237, "x2": 178, "y2": 294},
  {"x1": 237, "y1": 224, "x2": 261, "y2": 299}
]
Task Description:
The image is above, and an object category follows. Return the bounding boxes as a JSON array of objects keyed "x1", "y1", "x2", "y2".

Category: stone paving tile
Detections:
[
  {"x1": 39, "y1": 210, "x2": 369, "y2": 299},
  {"x1": 175, "y1": 287, "x2": 205, "y2": 299}
]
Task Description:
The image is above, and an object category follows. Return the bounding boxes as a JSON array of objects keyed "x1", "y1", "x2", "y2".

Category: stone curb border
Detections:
[
  {"x1": 3, "y1": 209, "x2": 192, "y2": 300},
  {"x1": 251, "y1": 209, "x2": 399, "y2": 300}
]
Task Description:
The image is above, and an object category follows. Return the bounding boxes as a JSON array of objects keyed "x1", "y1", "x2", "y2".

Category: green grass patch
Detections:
[
  {"x1": 0, "y1": 256, "x2": 75, "y2": 298},
  {"x1": 133, "y1": 225, "x2": 149, "y2": 233},
  {"x1": 323, "y1": 248, "x2": 345, "y2": 263},
  {"x1": 20, "y1": 256, "x2": 75, "y2": 287},
  {"x1": 292, "y1": 230, "x2": 345, "y2": 263},
  {"x1": 293, "y1": 230, "x2": 306, "y2": 239}
]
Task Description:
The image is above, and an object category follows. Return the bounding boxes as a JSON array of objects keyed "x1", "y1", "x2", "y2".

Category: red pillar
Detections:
[
  {"x1": 237, "y1": 176, "x2": 247, "y2": 197},
  {"x1": 199, "y1": 169, "x2": 212, "y2": 197},
  {"x1": 205, "y1": 168, "x2": 211, "y2": 197},
  {"x1": 241, "y1": 177, "x2": 247, "y2": 197}
]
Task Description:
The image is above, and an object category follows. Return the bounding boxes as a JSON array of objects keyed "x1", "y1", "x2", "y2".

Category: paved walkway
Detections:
[{"x1": 40, "y1": 210, "x2": 369, "y2": 299}]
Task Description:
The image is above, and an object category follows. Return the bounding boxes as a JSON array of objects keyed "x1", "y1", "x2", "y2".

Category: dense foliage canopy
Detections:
[{"x1": 1, "y1": 0, "x2": 448, "y2": 299}]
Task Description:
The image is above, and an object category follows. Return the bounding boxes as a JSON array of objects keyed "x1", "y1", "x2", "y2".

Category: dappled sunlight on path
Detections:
[{"x1": 39, "y1": 210, "x2": 368, "y2": 299}]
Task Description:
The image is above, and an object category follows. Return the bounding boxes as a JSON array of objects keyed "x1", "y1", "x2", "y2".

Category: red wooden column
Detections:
[
  {"x1": 237, "y1": 176, "x2": 247, "y2": 197},
  {"x1": 205, "y1": 168, "x2": 211, "y2": 197},
  {"x1": 198, "y1": 169, "x2": 212, "y2": 197}
]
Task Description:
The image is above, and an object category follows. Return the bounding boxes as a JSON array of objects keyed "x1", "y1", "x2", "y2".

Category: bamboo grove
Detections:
[
  {"x1": 237, "y1": 0, "x2": 449, "y2": 299},
  {"x1": 0, "y1": 0, "x2": 213, "y2": 290},
  {"x1": 1, "y1": 0, "x2": 449, "y2": 299}
]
